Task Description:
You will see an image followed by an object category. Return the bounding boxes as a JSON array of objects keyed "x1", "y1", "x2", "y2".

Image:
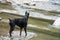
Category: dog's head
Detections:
[{"x1": 25, "y1": 11, "x2": 29, "y2": 16}]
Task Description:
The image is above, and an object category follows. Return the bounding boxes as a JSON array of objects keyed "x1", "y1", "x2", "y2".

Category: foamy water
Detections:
[
  {"x1": 0, "y1": 31, "x2": 37, "y2": 40},
  {"x1": 7, "y1": 0, "x2": 60, "y2": 11},
  {"x1": 52, "y1": 18, "x2": 60, "y2": 29},
  {"x1": 0, "y1": 0, "x2": 60, "y2": 20}
]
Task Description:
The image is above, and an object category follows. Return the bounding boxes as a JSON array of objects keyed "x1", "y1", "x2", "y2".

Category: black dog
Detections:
[{"x1": 9, "y1": 11, "x2": 29, "y2": 37}]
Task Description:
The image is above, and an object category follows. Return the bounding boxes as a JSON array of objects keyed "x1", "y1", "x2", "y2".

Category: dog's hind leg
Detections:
[
  {"x1": 9, "y1": 23, "x2": 15, "y2": 37},
  {"x1": 20, "y1": 27, "x2": 23, "y2": 37}
]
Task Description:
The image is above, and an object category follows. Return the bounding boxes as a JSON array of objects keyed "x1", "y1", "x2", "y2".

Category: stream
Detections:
[
  {"x1": 0, "y1": 1, "x2": 60, "y2": 20},
  {"x1": 0, "y1": 0, "x2": 60, "y2": 40}
]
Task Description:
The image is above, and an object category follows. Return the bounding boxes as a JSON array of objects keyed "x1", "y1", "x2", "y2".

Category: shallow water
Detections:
[
  {"x1": 10, "y1": 0, "x2": 60, "y2": 20},
  {"x1": 0, "y1": 9, "x2": 59, "y2": 20},
  {"x1": 0, "y1": 0, "x2": 60, "y2": 30},
  {"x1": 10, "y1": 0, "x2": 60, "y2": 11},
  {"x1": 35, "y1": 1, "x2": 60, "y2": 11},
  {"x1": 28, "y1": 24, "x2": 38, "y2": 28},
  {"x1": 28, "y1": 24, "x2": 50, "y2": 30},
  {"x1": 0, "y1": 31, "x2": 37, "y2": 40},
  {"x1": 0, "y1": 0, "x2": 60, "y2": 20}
]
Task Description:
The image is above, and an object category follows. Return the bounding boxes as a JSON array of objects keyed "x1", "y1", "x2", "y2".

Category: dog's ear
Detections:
[
  {"x1": 25, "y1": 11, "x2": 27, "y2": 14},
  {"x1": 28, "y1": 13, "x2": 29, "y2": 15},
  {"x1": 25, "y1": 11, "x2": 29, "y2": 16}
]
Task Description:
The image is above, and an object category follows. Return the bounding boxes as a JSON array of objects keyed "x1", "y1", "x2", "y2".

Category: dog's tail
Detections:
[
  {"x1": 8, "y1": 18, "x2": 11, "y2": 21},
  {"x1": 0, "y1": 18, "x2": 2, "y2": 20}
]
